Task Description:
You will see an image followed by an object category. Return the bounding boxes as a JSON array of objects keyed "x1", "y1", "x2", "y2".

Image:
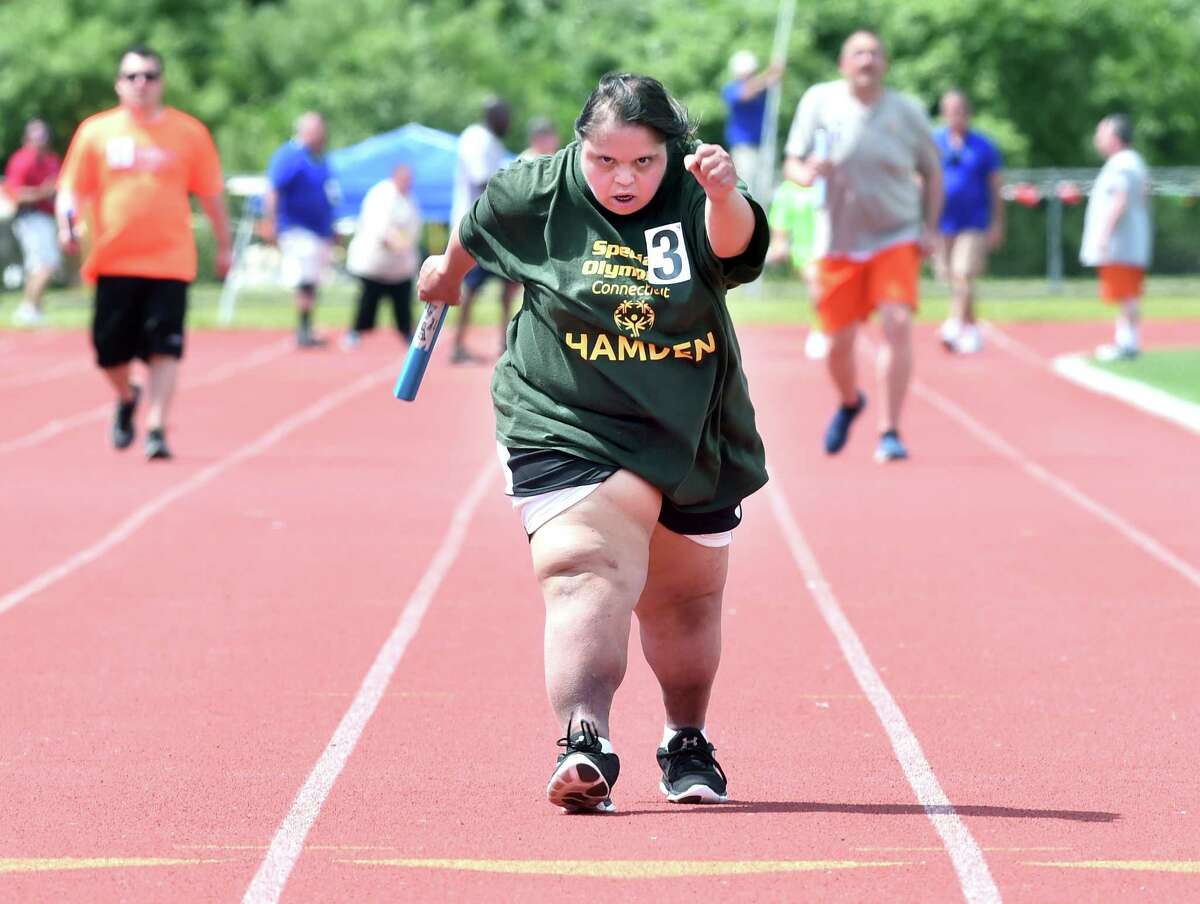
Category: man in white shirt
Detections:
[
  {"x1": 450, "y1": 97, "x2": 519, "y2": 363},
  {"x1": 343, "y1": 163, "x2": 422, "y2": 348},
  {"x1": 1080, "y1": 114, "x2": 1152, "y2": 361},
  {"x1": 784, "y1": 31, "x2": 942, "y2": 464}
]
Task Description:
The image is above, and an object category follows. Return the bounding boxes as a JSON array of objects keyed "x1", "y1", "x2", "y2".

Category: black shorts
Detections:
[
  {"x1": 503, "y1": 447, "x2": 743, "y2": 535},
  {"x1": 92, "y1": 276, "x2": 189, "y2": 368}
]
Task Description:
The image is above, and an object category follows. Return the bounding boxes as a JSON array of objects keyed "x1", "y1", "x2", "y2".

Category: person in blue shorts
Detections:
[{"x1": 720, "y1": 50, "x2": 783, "y2": 196}]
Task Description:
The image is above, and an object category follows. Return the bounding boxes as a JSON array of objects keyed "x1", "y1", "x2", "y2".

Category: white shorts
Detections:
[
  {"x1": 496, "y1": 442, "x2": 734, "y2": 547},
  {"x1": 278, "y1": 227, "x2": 331, "y2": 288},
  {"x1": 11, "y1": 212, "x2": 61, "y2": 273}
]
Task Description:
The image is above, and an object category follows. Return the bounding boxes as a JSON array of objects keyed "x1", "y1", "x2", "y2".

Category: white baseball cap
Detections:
[{"x1": 729, "y1": 50, "x2": 759, "y2": 80}]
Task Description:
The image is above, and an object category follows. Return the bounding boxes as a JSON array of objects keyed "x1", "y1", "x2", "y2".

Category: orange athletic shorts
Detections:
[
  {"x1": 817, "y1": 242, "x2": 921, "y2": 333},
  {"x1": 1099, "y1": 265, "x2": 1144, "y2": 303}
]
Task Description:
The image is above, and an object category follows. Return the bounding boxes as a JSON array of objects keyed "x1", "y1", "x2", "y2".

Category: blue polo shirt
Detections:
[
  {"x1": 936, "y1": 128, "x2": 1002, "y2": 234},
  {"x1": 267, "y1": 141, "x2": 335, "y2": 237},
  {"x1": 722, "y1": 81, "x2": 767, "y2": 147}
]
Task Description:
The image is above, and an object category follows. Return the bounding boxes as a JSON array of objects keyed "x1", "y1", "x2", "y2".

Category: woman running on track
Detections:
[{"x1": 418, "y1": 73, "x2": 770, "y2": 812}]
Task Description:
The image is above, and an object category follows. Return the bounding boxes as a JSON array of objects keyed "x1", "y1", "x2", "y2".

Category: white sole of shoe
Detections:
[
  {"x1": 547, "y1": 752, "x2": 616, "y2": 813},
  {"x1": 659, "y1": 779, "x2": 728, "y2": 804}
]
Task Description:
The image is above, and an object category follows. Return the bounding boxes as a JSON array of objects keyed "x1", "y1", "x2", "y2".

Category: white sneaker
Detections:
[
  {"x1": 954, "y1": 325, "x2": 983, "y2": 355},
  {"x1": 1094, "y1": 343, "x2": 1138, "y2": 362},
  {"x1": 939, "y1": 318, "x2": 962, "y2": 351},
  {"x1": 804, "y1": 328, "x2": 831, "y2": 360},
  {"x1": 12, "y1": 301, "x2": 43, "y2": 326},
  {"x1": 340, "y1": 330, "x2": 361, "y2": 351}
]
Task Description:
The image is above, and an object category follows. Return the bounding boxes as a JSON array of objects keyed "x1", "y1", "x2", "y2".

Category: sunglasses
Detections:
[{"x1": 120, "y1": 71, "x2": 161, "y2": 83}]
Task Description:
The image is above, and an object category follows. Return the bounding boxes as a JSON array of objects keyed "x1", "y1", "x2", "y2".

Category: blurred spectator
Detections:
[
  {"x1": 343, "y1": 163, "x2": 422, "y2": 348},
  {"x1": 1081, "y1": 114, "x2": 1152, "y2": 361},
  {"x1": 56, "y1": 43, "x2": 230, "y2": 461},
  {"x1": 720, "y1": 50, "x2": 783, "y2": 194},
  {"x1": 520, "y1": 117, "x2": 560, "y2": 160},
  {"x1": 449, "y1": 96, "x2": 520, "y2": 363},
  {"x1": 935, "y1": 90, "x2": 1004, "y2": 355},
  {"x1": 5, "y1": 119, "x2": 62, "y2": 325},
  {"x1": 766, "y1": 180, "x2": 827, "y2": 358},
  {"x1": 264, "y1": 112, "x2": 336, "y2": 348}
]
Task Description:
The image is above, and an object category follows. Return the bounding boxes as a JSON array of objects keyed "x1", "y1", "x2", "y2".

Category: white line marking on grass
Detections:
[
  {"x1": 914, "y1": 379, "x2": 1200, "y2": 592},
  {"x1": 767, "y1": 480, "x2": 1002, "y2": 904},
  {"x1": 242, "y1": 461, "x2": 495, "y2": 904},
  {"x1": 0, "y1": 337, "x2": 293, "y2": 455},
  {"x1": 0, "y1": 364, "x2": 393, "y2": 617},
  {"x1": 1052, "y1": 353, "x2": 1200, "y2": 436},
  {"x1": 0, "y1": 359, "x2": 91, "y2": 389}
]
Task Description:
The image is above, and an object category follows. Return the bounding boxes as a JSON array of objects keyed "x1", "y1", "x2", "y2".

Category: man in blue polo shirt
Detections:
[
  {"x1": 721, "y1": 51, "x2": 783, "y2": 196},
  {"x1": 935, "y1": 90, "x2": 1004, "y2": 355},
  {"x1": 264, "y1": 112, "x2": 337, "y2": 348}
]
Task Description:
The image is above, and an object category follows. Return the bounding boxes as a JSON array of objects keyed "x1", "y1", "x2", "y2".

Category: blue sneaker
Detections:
[
  {"x1": 823, "y1": 392, "x2": 866, "y2": 455},
  {"x1": 874, "y1": 430, "x2": 909, "y2": 463}
]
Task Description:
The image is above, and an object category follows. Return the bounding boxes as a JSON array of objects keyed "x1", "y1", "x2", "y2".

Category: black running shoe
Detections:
[
  {"x1": 657, "y1": 728, "x2": 728, "y2": 804},
  {"x1": 546, "y1": 719, "x2": 619, "y2": 813},
  {"x1": 144, "y1": 427, "x2": 173, "y2": 461},
  {"x1": 823, "y1": 391, "x2": 866, "y2": 455},
  {"x1": 111, "y1": 386, "x2": 141, "y2": 450}
]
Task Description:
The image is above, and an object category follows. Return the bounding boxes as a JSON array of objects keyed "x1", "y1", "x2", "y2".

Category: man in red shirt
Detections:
[{"x1": 5, "y1": 119, "x2": 62, "y2": 326}]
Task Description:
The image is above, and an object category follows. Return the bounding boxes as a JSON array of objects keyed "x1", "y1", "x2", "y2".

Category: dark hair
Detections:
[
  {"x1": 1106, "y1": 113, "x2": 1134, "y2": 145},
  {"x1": 119, "y1": 43, "x2": 163, "y2": 73},
  {"x1": 574, "y1": 73, "x2": 695, "y2": 143}
]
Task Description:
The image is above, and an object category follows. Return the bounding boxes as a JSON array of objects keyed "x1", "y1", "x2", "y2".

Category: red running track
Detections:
[{"x1": 0, "y1": 321, "x2": 1196, "y2": 902}]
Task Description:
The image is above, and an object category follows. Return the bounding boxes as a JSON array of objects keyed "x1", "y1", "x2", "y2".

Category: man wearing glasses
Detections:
[{"x1": 57, "y1": 44, "x2": 231, "y2": 461}]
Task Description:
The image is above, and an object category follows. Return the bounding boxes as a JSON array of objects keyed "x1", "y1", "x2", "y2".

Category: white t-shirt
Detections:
[
  {"x1": 1080, "y1": 148, "x2": 1152, "y2": 268},
  {"x1": 785, "y1": 81, "x2": 939, "y2": 259},
  {"x1": 451, "y1": 123, "x2": 508, "y2": 229},
  {"x1": 346, "y1": 179, "x2": 422, "y2": 282}
]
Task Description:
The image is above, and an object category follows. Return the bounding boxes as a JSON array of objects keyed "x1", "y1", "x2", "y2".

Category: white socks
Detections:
[{"x1": 662, "y1": 725, "x2": 707, "y2": 747}]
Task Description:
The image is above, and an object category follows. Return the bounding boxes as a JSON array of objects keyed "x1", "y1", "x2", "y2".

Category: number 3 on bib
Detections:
[{"x1": 644, "y1": 223, "x2": 691, "y2": 286}]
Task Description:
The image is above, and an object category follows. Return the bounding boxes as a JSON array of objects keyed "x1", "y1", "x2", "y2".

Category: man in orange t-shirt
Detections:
[{"x1": 57, "y1": 43, "x2": 231, "y2": 461}]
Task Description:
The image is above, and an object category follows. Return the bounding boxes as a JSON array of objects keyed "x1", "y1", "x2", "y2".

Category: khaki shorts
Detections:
[{"x1": 936, "y1": 230, "x2": 989, "y2": 280}]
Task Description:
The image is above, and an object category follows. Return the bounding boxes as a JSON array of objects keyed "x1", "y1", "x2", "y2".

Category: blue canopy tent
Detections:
[{"x1": 327, "y1": 123, "x2": 459, "y2": 224}]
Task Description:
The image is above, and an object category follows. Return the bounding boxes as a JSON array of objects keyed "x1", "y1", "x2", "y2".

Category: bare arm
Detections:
[
  {"x1": 417, "y1": 226, "x2": 478, "y2": 306},
  {"x1": 735, "y1": 62, "x2": 785, "y2": 101},
  {"x1": 259, "y1": 187, "x2": 278, "y2": 242},
  {"x1": 784, "y1": 154, "x2": 827, "y2": 187},
  {"x1": 1098, "y1": 188, "x2": 1129, "y2": 252},
  {"x1": 685, "y1": 144, "x2": 755, "y2": 258},
  {"x1": 55, "y1": 185, "x2": 79, "y2": 252},
  {"x1": 987, "y1": 170, "x2": 1006, "y2": 249},
  {"x1": 197, "y1": 193, "x2": 233, "y2": 277}
]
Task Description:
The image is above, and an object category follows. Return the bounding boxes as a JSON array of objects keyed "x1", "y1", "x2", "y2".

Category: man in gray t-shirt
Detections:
[
  {"x1": 1080, "y1": 114, "x2": 1152, "y2": 361},
  {"x1": 784, "y1": 30, "x2": 942, "y2": 464}
]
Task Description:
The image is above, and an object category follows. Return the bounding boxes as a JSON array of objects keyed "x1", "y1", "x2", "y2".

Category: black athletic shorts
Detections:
[
  {"x1": 463, "y1": 264, "x2": 517, "y2": 292},
  {"x1": 503, "y1": 447, "x2": 743, "y2": 535},
  {"x1": 92, "y1": 276, "x2": 189, "y2": 368}
]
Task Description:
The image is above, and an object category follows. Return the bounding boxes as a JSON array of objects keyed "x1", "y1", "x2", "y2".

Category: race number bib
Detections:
[
  {"x1": 105, "y1": 137, "x2": 136, "y2": 170},
  {"x1": 644, "y1": 222, "x2": 691, "y2": 286}
]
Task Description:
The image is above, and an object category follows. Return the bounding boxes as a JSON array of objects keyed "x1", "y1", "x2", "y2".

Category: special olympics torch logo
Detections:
[{"x1": 614, "y1": 300, "x2": 655, "y2": 338}]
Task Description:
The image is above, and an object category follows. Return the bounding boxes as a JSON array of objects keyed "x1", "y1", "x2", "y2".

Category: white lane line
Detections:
[
  {"x1": 913, "y1": 379, "x2": 1200, "y2": 592},
  {"x1": 0, "y1": 359, "x2": 91, "y2": 389},
  {"x1": 0, "y1": 337, "x2": 293, "y2": 455},
  {"x1": 0, "y1": 363, "x2": 393, "y2": 617},
  {"x1": 1052, "y1": 353, "x2": 1200, "y2": 437},
  {"x1": 242, "y1": 460, "x2": 495, "y2": 904},
  {"x1": 978, "y1": 322, "x2": 1049, "y2": 370},
  {"x1": 767, "y1": 479, "x2": 1002, "y2": 904}
]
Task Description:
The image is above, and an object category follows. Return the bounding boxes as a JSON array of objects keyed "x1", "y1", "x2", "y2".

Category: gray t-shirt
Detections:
[
  {"x1": 785, "y1": 81, "x2": 939, "y2": 258},
  {"x1": 1080, "y1": 148, "x2": 1152, "y2": 268}
]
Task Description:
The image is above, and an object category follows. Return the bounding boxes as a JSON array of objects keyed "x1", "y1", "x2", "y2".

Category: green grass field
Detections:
[
  {"x1": 3, "y1": 276, "x2": 1200, "y2": 331},
  {"x1": 1090, "y1": 348, "x2": 1200, "y2": 406}
]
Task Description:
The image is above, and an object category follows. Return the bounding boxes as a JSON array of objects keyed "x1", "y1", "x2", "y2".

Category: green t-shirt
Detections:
[
  {"x1": 459, "y1": 139, "x2": 770, "y2": 513},
  {"x1": 768, "y1": 180, "x2": 819, "y2": 270}
]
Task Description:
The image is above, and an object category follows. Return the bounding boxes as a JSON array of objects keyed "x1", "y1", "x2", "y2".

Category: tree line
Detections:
[{"x1": 2, "y1": 0, "x2": 1198, "y2": 172}]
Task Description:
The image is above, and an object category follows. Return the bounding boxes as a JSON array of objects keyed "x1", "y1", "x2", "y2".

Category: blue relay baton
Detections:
[{"x1": 393, "y1": 301, "x2": 449, "y2": 401}]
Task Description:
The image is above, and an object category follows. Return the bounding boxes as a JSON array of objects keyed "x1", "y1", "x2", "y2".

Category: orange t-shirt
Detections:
[{"x1": 59, "y1": 106, "x2": 223, "y2": 282}]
